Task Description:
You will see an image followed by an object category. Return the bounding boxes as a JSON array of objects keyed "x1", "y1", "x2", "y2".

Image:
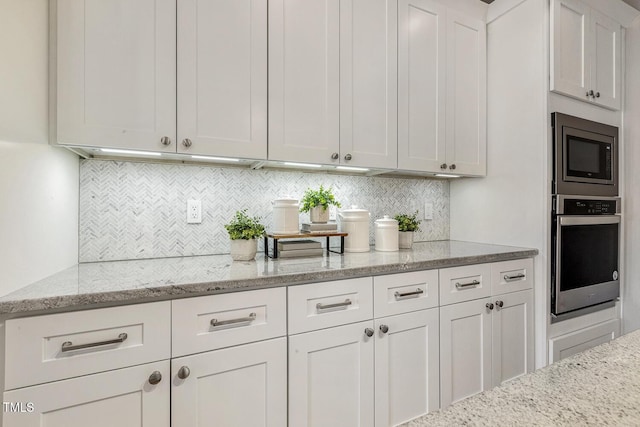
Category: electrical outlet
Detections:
[
  {"x1": 423, "y1": 202, "x2": 433, "y2": 220},
  {"x1": 187, "y1": 199, "x2": 202, "y2": 224},
  {"x1": 329, "y1": 205, "x2": 337, "y2": 221}
]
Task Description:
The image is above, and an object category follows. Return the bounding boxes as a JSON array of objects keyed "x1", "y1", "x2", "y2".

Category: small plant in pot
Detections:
[
  {"x1": 224, "y1": 209, "x2": 266, "y2": 261},
  {"x1": 394, "y1": 211, "x2": 421, "y2": 249},
  {"x1": 300, "y1": 185, "x2": 341, "y2": 223}
]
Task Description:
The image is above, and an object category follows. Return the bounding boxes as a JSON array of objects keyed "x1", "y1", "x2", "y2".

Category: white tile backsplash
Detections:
[{"x1": 79, "y1": 159, "x2": 449, "y2": 262}]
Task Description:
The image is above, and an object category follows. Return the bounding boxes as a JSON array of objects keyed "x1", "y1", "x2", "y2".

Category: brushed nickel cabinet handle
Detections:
[
  {"x1": 455, "y1": 280, "x2": 480, "y2": 289},
  {"x1": 496, "y1": 300, "x2": 504, "y2": 308},
  {"x1": 344, "y1": 153, "x2": 352, "y2": 161},
  {"x1": 182, "y1": 138, "x2": 192, "y2": 148},
  {"x1": 160, "y1": 136, "x2": 172, "y2": 146},
  {"x1": 486, "y1": 302, "x2": 494, "y2": 310},
  {"x1": 364, "y1": 328, "x2": 374, "y2": 337},
  {"x1": 504, "y1": 273, "x2": 525, "y2": 281},
  {"x1": 449, "y1": 164, "x2": 456, "y2": 170},
  {"x1": 177, "y1": 366, "x2": 191, "y2": 380},
  {"x1": 210, "y1": 312, "x2": 257, "y2": 328},
  {"x1": 61, "y1": 333, "x2": 128, "y2": 353},
  {"x1": 379, "y1": 324, "x2": 389, "y2": 334},
  {"x1": 316, "y1": 299, "x2": 352, "y2": 311},
  {"x1": 148, "y1": 371, "x2": 162, "y2": 385},
  {"x1": 394, "y1": 288, "x2": 424, "y2": 299},
  {"x1": 440, "y1": 163, "x2": 447, "y2": 169},
  {"x1": 331, "y1": 152, "x2": 339, "y2": 160}
]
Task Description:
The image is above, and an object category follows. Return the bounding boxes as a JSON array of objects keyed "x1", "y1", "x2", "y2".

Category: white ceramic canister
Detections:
[
  {"x1": 338, "y1": 206, "x2": 370, "y2": 252},
  {"x1": 272, "y1": 197, "x2": 299, "y2": 234},
  {"x1": 374, "y1": 215, "x2": 399, "y2": 252}
]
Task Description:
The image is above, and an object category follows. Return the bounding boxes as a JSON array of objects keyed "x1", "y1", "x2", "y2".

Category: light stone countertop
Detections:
[
  {"x1": 0, "y1": 240, "x2": 536, "y2": 316},
  {"x1": 404, "y1": 329, "x2": 640, "y2": 427}
]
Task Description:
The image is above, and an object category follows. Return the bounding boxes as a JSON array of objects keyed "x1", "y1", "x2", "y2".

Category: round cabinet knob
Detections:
[
  {"x1": 331, "y1": 152, "x2": 339, "y2": 160},
  {"x1": 449, "y1": 164, "x2": 456, "y2": 170},
  {"x1": 496, "y1": 300, "x2": 504, "y2": 308},
  {"x1": 160, "y1": 136, "x2": 172, "y2": 146},
  {"x1": 440, "y1": 163, "x2": 447, "y2": 170},
  {"x1": 148, "y1": 371, "x2": 162, "y2": 385},
  {"x1": 177, "y1": 366, "x2": 190, "y2": 380},
  {"x1": 364, "y1": 328, "x2": 374, "y2": 338},
  {"x1": 344, "y1": 153, "x2": 353, "y2": 161},
  {"x1": 595, "y1": 92, "x2": 601, "y2": 98},
  {"x1": 182, "y1": 138, "x2": 193, "y2": 148},
  {"x1": 379, "y1": 324, "x2": 389, "y2": 334},
  {"x1": 588, "y1": 90, "x2": 595, "y2": 98},
  {"x1": 486, "y1": 302, "x2": 494, "y2": 311}
]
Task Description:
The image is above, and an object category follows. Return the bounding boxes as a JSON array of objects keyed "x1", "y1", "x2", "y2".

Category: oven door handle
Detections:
[{"x1": 558, "y1": 216, "x2": 620, "y2": 226}]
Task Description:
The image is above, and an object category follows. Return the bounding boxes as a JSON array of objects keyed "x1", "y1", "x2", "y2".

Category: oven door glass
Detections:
[{"x1": 555, "y1": 216, "x2": 620, "y2": 314}]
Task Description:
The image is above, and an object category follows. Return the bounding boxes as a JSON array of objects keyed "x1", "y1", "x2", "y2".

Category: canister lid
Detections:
[
  {"x1": 273, "y1": 197, "x2": 299, "y2": 207},
  {"x1": 339, "y1": 205, "x2": 370, "y2": 221},
  {"x1": 375, "y1": 215, "x2": 398, "y2": 228}
]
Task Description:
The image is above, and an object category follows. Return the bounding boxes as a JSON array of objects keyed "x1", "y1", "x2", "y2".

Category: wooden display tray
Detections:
[{"x1": 264, "y1": 231, "x2": 348, "y2": 259}]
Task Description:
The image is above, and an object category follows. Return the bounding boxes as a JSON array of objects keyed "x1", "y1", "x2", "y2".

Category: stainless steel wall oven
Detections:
[{"x1": 551, "y1": 112, "x2": 620, "y2": 322}]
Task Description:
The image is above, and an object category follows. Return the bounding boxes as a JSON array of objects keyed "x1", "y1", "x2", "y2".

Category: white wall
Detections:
[
  {"x1": 450, "y1": 0, "x2": 549, "y2": 368},
  {"x1": 623, "y1": 16, "x2": 640, "y2": 333},
  {"x1": 0, "y1": 0, "x2": 78, "y2": 295}
]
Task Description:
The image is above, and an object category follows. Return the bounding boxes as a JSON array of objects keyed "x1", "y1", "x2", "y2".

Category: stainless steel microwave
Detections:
[{"x1": 552, "y1": 113, "x2": 618, "y2": 197}]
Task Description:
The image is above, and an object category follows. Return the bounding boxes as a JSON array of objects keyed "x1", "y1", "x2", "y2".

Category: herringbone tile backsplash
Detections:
[{"x1": 79, "y1": 160, "x2": 449, "y2": 262}]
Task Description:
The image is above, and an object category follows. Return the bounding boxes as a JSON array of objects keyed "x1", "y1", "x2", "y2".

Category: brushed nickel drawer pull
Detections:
[
  {"x1": 210, "y1": 312, "x2": 257, "y2": 328},
  {"x1": 455, "y1": 280, "x2": 480, "y2": 289},
  {"x1": 504, "y1": 273, "x2": 526, "y2": 281},
  {"x1": 394, "y1": 288, "x2": 424, "y2": 299},
  {"x1": 316, "y1": 299, "x2": 352, "y2": 311},
  {"x1": 61, "y1": 332, "x2": 128, "y2": 353}
]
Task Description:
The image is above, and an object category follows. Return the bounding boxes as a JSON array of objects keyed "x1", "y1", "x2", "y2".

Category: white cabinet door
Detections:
[
  {"x1": 171, "y1": 337, "x2": 287, "y2": 427},
  {"x1": 340, "y1": 0, "x2": 397, "y2": 169},
  {"x1": 550, "y1": 0, "x2": 590, "y2": 101},
  {"x1": 3, "y1": 361, "x2": 170, "y2": 427},
  {"x1": 591, "y1": 9, "x2": 621, "y2": 110},
  {"x1": 375, "y1": 309, "x2": 440, "y2": 427},
  {"x1": 445, "y1": 10, "x2": 486, "y2": 176},
  {"x1": 491, "y1": 289, "x2": 534, "y2": 387},
  {"x1": 397, "y1": 0, "x2": 447, "y2": 172},
  {"x1": 53, "y1": 0, "x2": 176, "y2": 152},
  {"x1": 289, "y1": 321, "x2": 375, "y2": 427},
  {"x1": 268, "y1": 0, "x2": 340, "y2": 164},
  {"x1": 439, "y1": 298, "x2": 492, "y2": 408},
  {"x1": 177, "y1": 0, "x2": 267, "y2": 159}
]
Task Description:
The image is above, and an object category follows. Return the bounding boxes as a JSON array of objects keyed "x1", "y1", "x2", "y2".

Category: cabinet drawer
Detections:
[
  {"x1": 288, "y1": 277, "x2": 373, "y2": 334},
  {"x1": 439, "y1": 263, "x2": 491, "y2": 305},
  {"x1": 172, "y1": 287, "x2": 286, "y2": 357},
  {"x1": 491, "y1": 258, "x2": 534, "y2": 295},
  {"x1": 374, "y1": 270, "x2": 439, "y2": 317},
  {"x1": 5, "y1": 301, "x2": 171, "y2": 390}
]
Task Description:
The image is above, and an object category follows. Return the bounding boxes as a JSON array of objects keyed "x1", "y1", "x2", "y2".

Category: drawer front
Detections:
[
  {"x1": 288, "y1": 277, "x2": 373, "y2": 334},
  {"x1": 491, "y1": 258, "x2": 534, "y2": 295},
  {"x1": 373, "y1": 270, "x2": 439, "y2": 317},
  {"x1": 5, "y1": 301, "x2": 171, "y2": 390},
  {"x1": 439, "y1": 263, "x2": 491, "y2": 305},
  {"x1": 172, "y1": 287, "x2": 286, "y2": 357}
]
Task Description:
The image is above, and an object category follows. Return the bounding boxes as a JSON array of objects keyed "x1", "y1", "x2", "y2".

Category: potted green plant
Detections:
[
  {"x1": 299, "y1": 185, "x2": 341, "y2": 223},
  {"x1": 224, "y1": 209, "x2": 266, "y2": 261},
  {"x1": 394, "y1": 211, "x2": 421, "y2": 249}
]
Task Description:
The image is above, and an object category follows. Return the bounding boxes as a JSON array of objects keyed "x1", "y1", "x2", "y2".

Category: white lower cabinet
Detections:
[
  {"x1": 374, "y1": 309, "x2": 440, "y2": 427},
  {"x1": 3, "y1": 360, "x2": 170, "y2": 427},
  {"x1": 439, "y1": 289, "x2": 534, "y2": 408},
  {"x1": 171, "y1": 337, "x2": 287, "y2": 427},
  {"x1": 289, "y1": 321, "x2": 375, "y2": 427}
]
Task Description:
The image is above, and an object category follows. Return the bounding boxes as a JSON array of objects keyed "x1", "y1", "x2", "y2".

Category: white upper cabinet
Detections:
[
  {"x1": 551, "y1": 0, "x2": 621, "y2": 110},
  {"x1": 446, "y1": 11, "x2": 487, "y2": 176},
  {"x1": 397, "y1": 0, "x2": 447, "y2": 173},
  {"x1": 177, "y1": 0, "x2": 267, "y2": 159},
  {"x1": 340, "y1": 0, "x2": 398, "y2": 169},
  {"x1": 398, "y1": 1, "x2": 486, "y2": 176},
  {"x1": 52, "y1": 0, "x2": 176, "y2": 152},
  {"x1": 269, "y1": 0, "x2": 398, "y2": 169},
  {"x1": 268, "y1": 0, "x2": 341, "y2": 164}
]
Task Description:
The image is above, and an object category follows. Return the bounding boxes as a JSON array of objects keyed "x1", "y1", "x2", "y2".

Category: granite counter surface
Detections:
[
  {"x1": 404, "y1": 329, "x2": 640, "y2": 427},
  {"x1": 0, "y1": 240, "x2": 536, "y2": 316}
]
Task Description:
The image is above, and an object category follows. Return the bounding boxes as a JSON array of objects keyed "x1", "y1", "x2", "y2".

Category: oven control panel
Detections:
[{"x1": 559, "y1": 198, "x2": 620, "y2": 215}]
